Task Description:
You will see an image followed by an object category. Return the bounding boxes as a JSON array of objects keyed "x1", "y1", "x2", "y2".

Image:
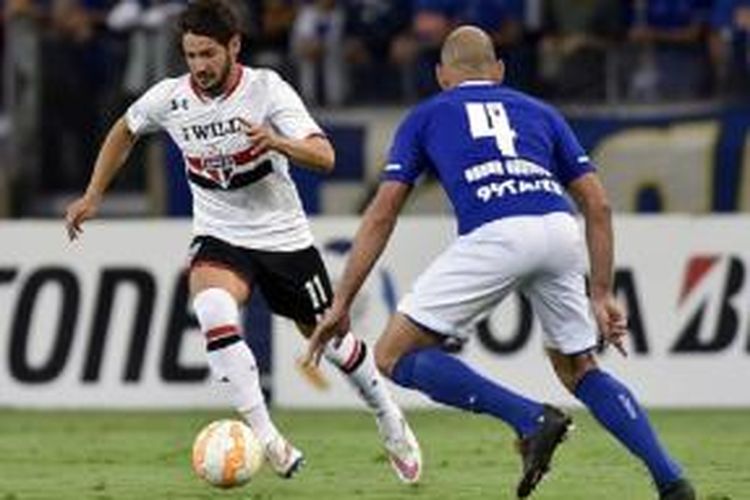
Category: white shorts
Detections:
[{"x1": 398, "y1": 212, "x2": 598, "y2": 354}]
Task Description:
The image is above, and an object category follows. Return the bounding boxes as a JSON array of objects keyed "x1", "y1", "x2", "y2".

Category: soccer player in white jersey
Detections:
[
  {"x1": 307, "y1": 26, "x2": 695, "y2": 500},
  {"x1": 64, "y1": 0, "x2": 421, "y2": 483}
]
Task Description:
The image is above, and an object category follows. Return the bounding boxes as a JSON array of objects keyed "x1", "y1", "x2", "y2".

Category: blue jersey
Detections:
[{"x1": 382, "y1": 82, "x2": 594, "y2": 235}]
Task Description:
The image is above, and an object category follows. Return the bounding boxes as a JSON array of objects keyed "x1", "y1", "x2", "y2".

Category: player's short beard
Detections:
[{"x1": 201, "y1": 56, "x2": 232, "y2": 97}]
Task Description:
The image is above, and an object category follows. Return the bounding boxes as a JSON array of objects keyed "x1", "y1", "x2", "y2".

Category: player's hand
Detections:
[
  {"x1": 303, "y1": 301, "x2": 351, "y2": 367},
  {"x1": 237, "y1": 118, "x2": 280, "y2": 158},
  {"x1": 591, "y1": 293, "x2": 629, "y2": 357},
  {"x1": 64, "y1": 192, "x2": 101, "y2": 241}
]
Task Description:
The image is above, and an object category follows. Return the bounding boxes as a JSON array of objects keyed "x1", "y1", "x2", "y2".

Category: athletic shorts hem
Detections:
[
  {"x1": 397, "y1": 303, "x2": 456, "y2": 338},
  {"x1": 543, "y1": 337, "x2": 598, "y2": 356}
]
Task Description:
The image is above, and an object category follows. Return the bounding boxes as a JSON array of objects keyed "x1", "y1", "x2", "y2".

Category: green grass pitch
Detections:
[{"x1": 0, "y1": 409, "x2": 746, "y2": 499}]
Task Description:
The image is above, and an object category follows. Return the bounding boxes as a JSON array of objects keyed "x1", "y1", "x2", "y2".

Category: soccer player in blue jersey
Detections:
[{"x1": 306, "y1": 26, "x2": 695, "y2": 499}]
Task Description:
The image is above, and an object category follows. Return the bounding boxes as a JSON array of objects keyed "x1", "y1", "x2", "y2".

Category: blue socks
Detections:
[
  {"x1": 389, "y1": 348, "x2": 682, "y2": 489},
  {"x1": 574, "y1": 369, "x2": 682, "y2": 489},
  {"x1": 391, "y1": 347, "x2": 544, "y2": 437}
]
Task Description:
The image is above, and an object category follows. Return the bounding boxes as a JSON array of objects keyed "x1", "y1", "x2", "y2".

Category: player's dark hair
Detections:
[{"x1": 179, "y1": 0, "x2": 239, "y2": 46}]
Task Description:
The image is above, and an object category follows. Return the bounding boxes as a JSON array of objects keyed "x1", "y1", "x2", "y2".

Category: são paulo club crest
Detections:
[{"x1": 202, "y1": 154, "x2": 237, "y2": 189}]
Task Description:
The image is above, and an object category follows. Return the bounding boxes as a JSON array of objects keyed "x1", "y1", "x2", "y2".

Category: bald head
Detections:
[
  {"x1": 436, "y1": 26, "x2": 503, "y2": 89},
  {"x1": 441, "y1": 26, "x2": 497, "y2": 72}
]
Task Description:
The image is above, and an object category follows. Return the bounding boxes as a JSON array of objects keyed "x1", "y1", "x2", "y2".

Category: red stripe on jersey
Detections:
[
  {"x1": 185, "y1": 146, "x2": 262, "y2": 174},
  {"x1": 206, "y1": 324, "x2": 239, "y2": 341}
]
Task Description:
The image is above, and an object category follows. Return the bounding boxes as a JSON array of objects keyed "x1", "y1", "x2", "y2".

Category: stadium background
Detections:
[{"x1": 1, "y1": 0, "x2": 749, "y2": 498}]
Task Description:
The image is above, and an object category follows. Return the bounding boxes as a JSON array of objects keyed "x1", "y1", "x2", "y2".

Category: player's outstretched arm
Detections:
[
  {"x1": 239, "y1": 118, "x2": 335, "y2": 174},
  {"x1": 272, "y1": 134, "x2": 335, "y2": 174},
  {"x1": 568, "y1": 173, "x2": 613, "y2": 298},
  {"x1": 305, "y1": 181, "x2": 412, "y2": 365},
  {"x1": 64, "y1": 117, "x2": 137, "y2": 241},
  {"x1": 568, "y1": 172, "x2": 628, "y2": 356}
]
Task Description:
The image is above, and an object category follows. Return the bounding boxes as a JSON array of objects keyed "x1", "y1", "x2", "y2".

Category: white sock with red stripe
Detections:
[
  {"x1": 193, "y1": 287, "x2": 280, "y2": 446},
  {"x1": 324, "y1": 332, "x2": 400, "y2": 416}
]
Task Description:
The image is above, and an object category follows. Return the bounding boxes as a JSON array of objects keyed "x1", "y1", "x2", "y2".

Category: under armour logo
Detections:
[{"x1": 170, "y1": 98, "x2": 189, "y2": 111}]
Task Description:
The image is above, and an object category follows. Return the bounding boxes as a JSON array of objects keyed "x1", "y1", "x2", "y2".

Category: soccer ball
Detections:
[{"x1": 191, "y1": 419, "x2": 264, "y2": 488}]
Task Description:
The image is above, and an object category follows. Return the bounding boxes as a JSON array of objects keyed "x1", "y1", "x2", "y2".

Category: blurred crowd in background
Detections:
[{"x1": 1, "y1": 0, "x2": 749, "y2": 216}]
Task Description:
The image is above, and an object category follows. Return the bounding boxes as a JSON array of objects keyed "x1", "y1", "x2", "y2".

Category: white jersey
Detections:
[{"x1": 125, "y1": 66, "x2": 321, "y2": 251}]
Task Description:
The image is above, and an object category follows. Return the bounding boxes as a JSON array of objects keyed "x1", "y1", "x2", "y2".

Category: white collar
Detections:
[{"x1": 458, "y1": 80, "x2": 498, "y2": 87}]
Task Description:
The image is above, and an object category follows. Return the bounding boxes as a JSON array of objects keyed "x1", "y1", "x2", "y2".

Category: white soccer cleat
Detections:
[
  {"x1": 377, "y1": 410, "x2": 423, "y2": 484},
  {"x1": 264, "y1": 434, "x2": 305, "y2": 479}
]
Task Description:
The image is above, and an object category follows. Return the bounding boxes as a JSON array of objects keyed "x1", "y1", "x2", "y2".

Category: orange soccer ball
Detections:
[{"x1": 192, "y1": 419, "x2": 264, "y2": 488}]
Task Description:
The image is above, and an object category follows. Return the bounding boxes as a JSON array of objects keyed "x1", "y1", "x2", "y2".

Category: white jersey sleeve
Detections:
[
  {"x1": 265, "y1": 71, "x2": 323, "y2": 140},
  {"x1": 125, "y1": 78, "x2": 179, "y2": 135}
]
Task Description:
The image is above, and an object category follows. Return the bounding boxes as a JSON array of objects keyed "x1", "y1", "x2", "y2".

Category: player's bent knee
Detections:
[
  {"x1": 550, "y1": 350, "x2": 599, "y2": 393},
  {"x1": 570, "y1": 353, "x2": 599, "y2": 391},
  {"x1": 192, "y1": 287, "x2": 240, "y2": 331},
  {"x1": 555, "y1": 371, "x2": 578, "y2": 394},
  {"x1": 189, "y1": 265, "x2": 249, "y2": 303},
  {"x1": 373, "y1": 338, "x2": 398, "y2": 378}
]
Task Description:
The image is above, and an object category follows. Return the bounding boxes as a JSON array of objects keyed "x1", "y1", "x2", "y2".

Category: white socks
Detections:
[
  {"x1": 193, "y1": 287, "x2": 401, "y2": 445},
  {"x1": 193, "y1": 287, "x2": 279, "y2": 446},
  {"x1": 324, "y1": 332, "x2": 400, "y2": 417}
]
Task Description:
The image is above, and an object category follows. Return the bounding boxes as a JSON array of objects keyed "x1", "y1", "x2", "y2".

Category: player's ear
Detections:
[
  {"x1": 435, "y1": 64, "x2": 450, "y2": 90},
  {"x1": 495, "y1": 58, "x2": 505, "y2": 84},
  {"x1": 228, "y1": 34, "x2": 241, "y2": 59}
]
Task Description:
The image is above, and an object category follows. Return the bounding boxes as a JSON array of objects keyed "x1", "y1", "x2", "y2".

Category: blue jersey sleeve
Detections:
[
  {"x1": 548, "y1": 108, "x2": 595, "y2": 186},
  {"x1": 381, "y1": 107, "x2": 431, "y2": 185}
]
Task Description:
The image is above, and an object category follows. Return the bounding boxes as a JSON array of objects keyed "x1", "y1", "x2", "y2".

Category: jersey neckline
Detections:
[{"x1": 189, "y1": 65, "x2": 244, "y2": 103}]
